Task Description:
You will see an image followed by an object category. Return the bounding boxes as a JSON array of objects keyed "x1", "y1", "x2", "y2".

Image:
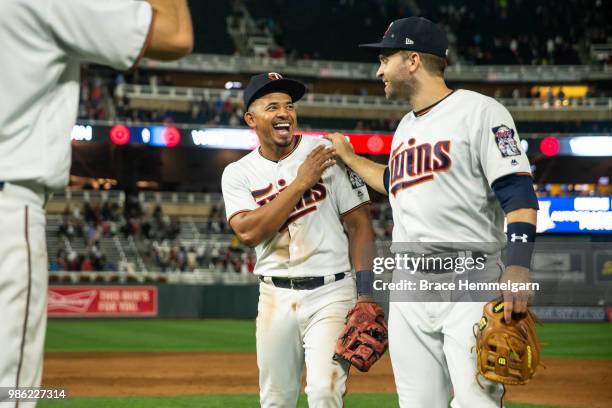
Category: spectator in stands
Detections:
[
  {"x1": 187, "y1": 246, "x2": 198, "y2": 271},
  {"x1": 67, "y1": 250, "x2": 80, "y2": 271},
  {"x1": 81, "y1": 256, "x2": 92, "y2": 272},
  {"x1": 49, "y1": 261, "x2": 60, "y2": 273},
  {"x1": 56, "y1": 248, "x2": 68, "y2": 271}
]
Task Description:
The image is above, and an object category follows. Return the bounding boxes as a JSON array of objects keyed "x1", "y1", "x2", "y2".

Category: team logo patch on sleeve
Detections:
[
  {"x1": 493, "y1": 125, "x2": 521, "y2": 157},
  {"x1": 346, "y1": 168, "x2": 365, "y2": 189}
]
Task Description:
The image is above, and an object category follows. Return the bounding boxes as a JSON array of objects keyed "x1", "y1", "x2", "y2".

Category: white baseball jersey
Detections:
[
  {"x1": 388, "y1": 89, "x2": 531, "y2": 245},
  {"x1": 222, "y1": 136, "x2": 370, "y2": 277},
  {"x1": 0, "y1": 0, "x2": 153, "y2": 190}
]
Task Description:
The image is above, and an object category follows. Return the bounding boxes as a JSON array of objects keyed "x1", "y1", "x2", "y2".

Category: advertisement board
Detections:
[
  {"x1": 48, "y1": 286, "x2": 158, "y2": 317},
  {"x1": 537, "y1": 197, "x2": 612, "y2": 233}
]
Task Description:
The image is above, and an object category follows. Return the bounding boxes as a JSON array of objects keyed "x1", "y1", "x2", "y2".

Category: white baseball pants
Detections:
[
  {"x1": 0, "y1": 182, "x2": 48, "y2": 408},
  {"x1": 389, "y1": 301, "x2": 505, "y2": 408},
  {"x1": 256, "y1": 275, "x2": 356, "y2": 408}
]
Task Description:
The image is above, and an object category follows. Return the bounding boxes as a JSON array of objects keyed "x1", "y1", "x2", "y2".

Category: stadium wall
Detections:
[{"x1": 157, "y1": 284, "x2": 258, "y2": 318}]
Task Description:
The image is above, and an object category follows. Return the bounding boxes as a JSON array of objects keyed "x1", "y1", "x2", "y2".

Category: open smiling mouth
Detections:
[{"x1": 273, "y1": 122, "x2": 291, "y2": 136}]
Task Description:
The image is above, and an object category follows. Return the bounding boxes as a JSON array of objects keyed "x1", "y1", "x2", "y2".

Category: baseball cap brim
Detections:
[
  {"x1": 358, "y1": 42, "x2": 407, "y2": 55},
  {"x1": 246, "y1": 79, "x2": 306, "y2": 110},
  {"x1": 359, "y1": 42, "x2": 393, "y2": 50}
]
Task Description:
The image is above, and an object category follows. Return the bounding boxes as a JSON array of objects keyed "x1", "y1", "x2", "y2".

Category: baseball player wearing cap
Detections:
[
  {"x1": 0, "y1": 1, "x2": 193, "y2": 405},
  {"x1": 222, "y1": 73, "x2": 377, "y2": 407},
  {"x1": 326, "y1": 17, "x2": 539, "y2": 407}
]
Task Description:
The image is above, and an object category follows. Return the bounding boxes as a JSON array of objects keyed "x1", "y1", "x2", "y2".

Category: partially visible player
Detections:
[
  {"x1": 222, "y1": 73, "x2": 380, "y2": 407},
  {"x1": 0, "y1": 1, "x2": 193, "y2": 405},
  {"x1": 325, "y1": 17, "x2": 538, "y2": 407}
]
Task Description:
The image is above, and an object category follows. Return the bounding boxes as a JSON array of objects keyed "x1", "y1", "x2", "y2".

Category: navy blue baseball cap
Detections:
[
  {"x1": 243, "y1": 72, "x2": 306, "y2": 110},
  {"x1": 360, "y1": 17, "x2": 449, "y2": 59}
]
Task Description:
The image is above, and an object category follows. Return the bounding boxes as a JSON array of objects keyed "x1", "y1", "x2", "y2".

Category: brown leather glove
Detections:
[
  {"x1": 475, "y1": 299, "x2": 541, "y2": 385},
  {"x1": 333, "y1": 302, "x2": 388, "y2": 372}
]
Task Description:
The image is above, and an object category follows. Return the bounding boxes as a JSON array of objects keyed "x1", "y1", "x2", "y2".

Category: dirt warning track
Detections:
[{"x1": 42, "y1": 352, "x2": 612, "y2": 408}]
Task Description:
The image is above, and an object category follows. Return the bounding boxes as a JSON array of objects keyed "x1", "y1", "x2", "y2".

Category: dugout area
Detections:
[{"x1": 39, "y1": 319, "x2": 612, "y2": 408}]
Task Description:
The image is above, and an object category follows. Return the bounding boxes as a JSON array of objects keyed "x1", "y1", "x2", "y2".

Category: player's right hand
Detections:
[
  {"x1": 295, "y1": 146, "x2": 336, "y2": 191},
  {"x1": 500, "y1": 265, "x2": 533, "y2": 324},
  {"x1": 323, "y1": 133, "x2": 355, "y2": 162}
]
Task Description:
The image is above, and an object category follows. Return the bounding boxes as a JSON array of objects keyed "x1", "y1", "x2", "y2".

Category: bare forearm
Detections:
[
  {"x1": 231, "y1": 183, "x2": 306, "y2": 246},
  {"x1": 146, "y1": 0, "x2": 194, "y2": 60},
  {"x1": 344, "y1": 208, "x2": 376, "y2": 301},
  {"x1": 348, "y1": 224, "x2": 375, "y2": 272},
  {"x1": 343, "y1": 154, "x2": 387, "y2": 195},
  {"x1": 507, "y1": 208, "x2": 537, "y2": 225}
]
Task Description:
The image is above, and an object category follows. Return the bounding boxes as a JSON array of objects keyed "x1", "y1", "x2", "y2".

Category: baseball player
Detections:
[
  {"x1": 0, "y1": 1, "x2": 193, "y2": 405},
  {"x1": 222, "y1": 73, "x2": 378, "y2": 407},
  {"x1": 326, "y1": 17, "x2": 539, "y2": 407}
]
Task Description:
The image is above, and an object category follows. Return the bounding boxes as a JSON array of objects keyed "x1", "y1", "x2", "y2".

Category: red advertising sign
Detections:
[
  {"x1": 48, "y1": 286, "x2": 158, "y2": 317},
  {"x1": 301, "y1": 131, "x2": 393, "y2": 155}
]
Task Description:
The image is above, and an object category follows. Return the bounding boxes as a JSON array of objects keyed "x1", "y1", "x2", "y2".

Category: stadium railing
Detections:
[
  {"x1": 51, "y1": 189, "x2": 222, "y2": 205},
  {"x1": 118, "y1": 84, "x2": 612, "y2": 113},
  {"x1": 48, "y1": 270, "x2": 259, "y2": 285},
  {"x1": 139, "y1": 53, "x2": 612, "y2": 82}
]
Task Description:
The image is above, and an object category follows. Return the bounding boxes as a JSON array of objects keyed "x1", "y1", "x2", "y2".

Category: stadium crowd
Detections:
[
  {"x1": 242, "y1": 0, "x2": 610, "y2": 65},
  {"x1": 51, "y1": 197, "x2": 257, "y2": 274},
  {"x1": 79, "y1": 70, "x2": 244, "y2": 127},
  {"x1": 48, "y1": 180, "x2": 609, "y2": 273}
]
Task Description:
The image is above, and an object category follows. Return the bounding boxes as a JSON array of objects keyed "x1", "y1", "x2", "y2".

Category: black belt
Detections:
[{"x1": 259, "y1": 272, "x2": 345, "y2": 290}]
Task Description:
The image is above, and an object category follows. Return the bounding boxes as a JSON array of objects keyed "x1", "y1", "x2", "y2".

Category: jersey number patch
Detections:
[
  {"x1": 493, "y1": 125, "x2": 521, "y2": 157},
  {"x1": 346, "y1": 168, "x2": 365, "y2": 189}
]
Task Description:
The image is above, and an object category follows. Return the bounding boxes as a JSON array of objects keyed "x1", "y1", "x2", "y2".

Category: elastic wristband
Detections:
[
  {"x1": 383, "y1": 166, "x2": 390, "y2": 193},
  {"x1": 356, "y1": 270, "x2": 374, "y2": 297},
  {"x1": 506, "y1": 222, "x2": 536, "y2": 268}
]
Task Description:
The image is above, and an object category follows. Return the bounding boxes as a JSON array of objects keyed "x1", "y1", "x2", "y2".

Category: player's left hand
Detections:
[
  {"x1": 323, "y1": 132, "x2": 354, "y2": 162},
  {"x1": 499, "y1": 265, "x2": 534, "y2": 324}
]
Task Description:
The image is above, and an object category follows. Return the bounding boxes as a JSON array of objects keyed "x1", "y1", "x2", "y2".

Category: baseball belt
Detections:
[{"x1": 259, "y1": 272, "x2": 346, "y2": 290}]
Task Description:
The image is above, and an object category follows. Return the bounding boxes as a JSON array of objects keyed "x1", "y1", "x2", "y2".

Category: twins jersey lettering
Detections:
[
  {"x1": 388, "y1": 89, "x2": 531, "y2": 245},
  {"x1": 222, "y1": 136, "x2": 369, "y2": 277}
]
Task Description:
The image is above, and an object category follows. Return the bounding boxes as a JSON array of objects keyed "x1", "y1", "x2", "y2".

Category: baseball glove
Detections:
[
  {"x1": 475, "y1": 299, "x2": 541, "y2": 385},
  {"x1": 333, "y1": 302, "x2": 388, "y2": 372}
]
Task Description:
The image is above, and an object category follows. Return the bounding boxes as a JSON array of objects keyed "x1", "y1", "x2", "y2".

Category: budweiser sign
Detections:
[{"x1": 48, "y1": 286, "x2": 158, "y2": 317}]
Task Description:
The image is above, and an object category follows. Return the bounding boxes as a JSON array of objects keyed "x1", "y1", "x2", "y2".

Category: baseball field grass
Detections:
[
  {"x1": 37, "y1": 395, "x2": 564, "y2": 407},
  {"x1": 45, "y1": 319, "x2": 612, "y2": 357},
  {"x1": 39, "y1": 319, "x2": 611, "y2": 407}
]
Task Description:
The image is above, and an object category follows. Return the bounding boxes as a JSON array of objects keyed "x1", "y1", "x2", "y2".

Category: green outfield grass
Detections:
[
  {"x1": 37, "y1": 394, "x2": 564, "y2": 408},
  {"x1": 45, "y1": 319, "x2": 255, "y2": 352},
  {"x1": 42, "y1": 319, "x2": 603, "y2": 407},
  {"x1": 46, "y1": 319, "x2": 612, "y2": 358}
]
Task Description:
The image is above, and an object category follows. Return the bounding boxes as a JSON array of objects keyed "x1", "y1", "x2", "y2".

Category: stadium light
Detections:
[
  {"x1": 539, "y1": 136, "x2": 560, "y2": 157},
  {"x1": 109, "y1": 124, "x2": 130, "y2": 145},
  {"x1": 162, "y1": 126, "x2": 181, "y2": 147},
  {"x1": 569, "y1": 137, "x2": 612, "y2": 156}
]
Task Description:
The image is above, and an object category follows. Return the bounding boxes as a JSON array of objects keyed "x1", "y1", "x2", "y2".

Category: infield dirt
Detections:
[{"x1": 42, "y1": 352, "x2": 611, "y2": 408}]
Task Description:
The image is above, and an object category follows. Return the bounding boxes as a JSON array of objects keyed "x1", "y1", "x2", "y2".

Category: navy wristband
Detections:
[
  {"x1": 356, "y1": 270, "x2": 375, "y2": 297},
  {"x1": 506, "y1": 222, "x2": 536, "y2": 268},
  {"x1": 383, "y1": 166, "x2": 390, "y2": 193}
]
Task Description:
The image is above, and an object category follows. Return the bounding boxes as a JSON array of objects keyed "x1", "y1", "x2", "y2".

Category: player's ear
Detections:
[
  {"x1": 407, "y1": 52, "x2": 420, "y2": 73},
  {"x1": 244, "y1": 110, "x2": 256, "y2": 128}
]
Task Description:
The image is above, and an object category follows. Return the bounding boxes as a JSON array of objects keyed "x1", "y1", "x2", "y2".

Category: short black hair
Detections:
[
  {"x1": 398, "y1": 51, "x2": 447, "y2": 77},
  {"x1": 418, "y1": 52, "x2": 447, "y2": 77}
]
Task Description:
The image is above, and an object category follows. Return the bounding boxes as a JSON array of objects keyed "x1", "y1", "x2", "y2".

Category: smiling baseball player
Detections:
[
  {"x1": 326, "y1": 17, "x2": 539, "y2": 408},
  {"x1": 222, "y1": 73, "x2": 387, "y2": 407},
  {"x1": 0, "y1": 1, "x2": 193, "y2": 405}
]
